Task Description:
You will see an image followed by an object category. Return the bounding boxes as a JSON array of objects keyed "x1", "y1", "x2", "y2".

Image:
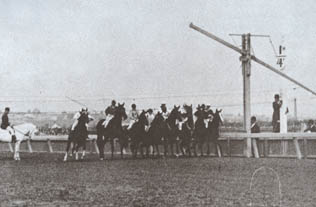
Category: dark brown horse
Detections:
[
  {"x1": 162, "y1": 106, "x2": 182, "y2": 156},
  {"x1": 96, "y1": 103, "x2": 128, "y2": 159},
  {"x1": 193, "y1": 106, "x2": 208, "y2": 156},
  {"x1": 178, "y1": 104, "x2": 194, "y2": 156},
  {"x1": 63, "y1": 112, "x2": 90, "y2": 161},
  {"x1": 146, "y1": 112, "x2": 164, "y2": 157},
  {"x1": 128, "y1": 110, "x2": 149, "y2": 158},
  {"x1": 206, "y1": 109, "x2": 224, "y2": 157}
]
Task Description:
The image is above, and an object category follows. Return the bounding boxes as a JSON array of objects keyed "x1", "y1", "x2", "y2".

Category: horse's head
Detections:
[
  {"x1": 152, "y1": 112, "x2": 164, "y2": 127},
  {"x1": 167, "y1": 105, "x2": 182, "y2": 122},
  {"x1": 139, "y1": 110, "x2": 149, "y2": 126},
  {"x1": 183, "y1": 104, "x2": 193, "y2": 117},
  {"x1": 213, "y1": 109, "x2": 224, "y2": 126},
  {"x1": 116, "y1": 103, "x2": 127, "y2": 120}
]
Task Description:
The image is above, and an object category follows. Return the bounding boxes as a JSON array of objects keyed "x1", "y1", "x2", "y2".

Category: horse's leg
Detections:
[
  {"x1": 215, "y1": 140, "x2": 222, "y2": 157},
  {"x1": 187, "y1": 140, "x2": 192, "y2": 157},
  {"x1": 64, "y1": 139, "x2": 71, "y2": 161},
  {"x1": 179, "y1": 140, "x2": 185, "y2": 156},
  {"x1": 16, "y1": 141, "x2": 21, "y2": 161},
  {"x1": 97, "y1": 135, "x2": 105, "y2": 160},
  {"x1": 63, "y1": 151, "x2": 68, "y2": 162},
  {"x1": 81, "y1": 140, "x2": 86, "y2": 160},
  {"x1": 120, "y1": 138, "x2": 124, "y2": 159},
  {"x1": 75, "y1": 143, "x2": 79, "y2": 160},
  {"x1": 175, "y1": 137, "x2": 180, "y2": 156},
  {"x1": 163, "y1": 138, "x2": 168, "y2": 156},
  {"x1": 170, "y1": 141, "x2": 174, "y2": 156},
  {"x1": 199, "y1": 139, "x2": 204, "y2": 156},
  {"x1": 155, "y1": 144, "x2": 159, "y2": 157},
  {"x1": 146, "y1": 143, "x2": 150, "y2": 157},
  {"x1": 206, "y1": 137, "x2": 210, "y2": 156},
  {"x1": 110, "y1": 138, "x2": 114, "y2": 159},
  {"x1": 13, "y1": 142, "x2": 17, "y2": 160},
  {"x1": 71, "y1": 142, "x2": 75, "y2": 157}
]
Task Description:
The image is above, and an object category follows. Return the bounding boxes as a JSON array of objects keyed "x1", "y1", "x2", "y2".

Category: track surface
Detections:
[{"x1": 0, "y1": 152, "x2": 315, "y2": 206}]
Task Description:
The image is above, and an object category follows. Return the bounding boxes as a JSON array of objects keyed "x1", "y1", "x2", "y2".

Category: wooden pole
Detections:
[
  {"x1": 293, "y1": 137, "x2": 302, "y2": 159},
  {"x1": 47, "y1": 139, "x2": 53, "y2": 153},
  {"x1": 189, "y1": 23, "x2": 316, "y2": 97},
  {"x1": 242, "y1": 34, "x2": 252, "y2": 157},
  {"x1": 294, "y1": 98, "x2": 297, "y2": 120},
  {"x1": 27, "y1": 139, "x2": 33, "y2": 153},
  {"x1": 93, "y1": 139, "x2": 100, "y2": 154},
  {"x1": 252, "y1": 139, "x2": 260, "y2": 158}
]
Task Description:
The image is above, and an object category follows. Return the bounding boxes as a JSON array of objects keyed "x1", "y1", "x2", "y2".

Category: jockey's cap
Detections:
[
  {"x1": 131, "y1": 103, "x2": 136, "y2": 108},
  {"x1": 5, "y1": 107, "x2": 10, "y2": 111},
  {"x1": 274, "y1": 94, "x2": 279, "y2": 99},
  {"x1": 160, "y1": 104, "x2": 166, "y2": 108}
]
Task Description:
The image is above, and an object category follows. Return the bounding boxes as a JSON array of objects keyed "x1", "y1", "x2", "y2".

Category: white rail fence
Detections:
[{"x1": 2, "y1": 133, "x2": 316, "y2": 159}]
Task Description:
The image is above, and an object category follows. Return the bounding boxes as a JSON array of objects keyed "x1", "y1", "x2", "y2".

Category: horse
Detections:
[
  {"x1": 63, "y1": 112, "x2": 91, "y2": 161},
  {"x1": 206, "y1": 109, "x2": 224, "y2": 157},
  {"x1": 177, "y1": 104, "x2": 194, "y2": 156},
  {"x1": 64, "y1": 113, "x2": 94, "y2": 161},
  {"x1": 146, "y1": 112, "x2": 164, "y2": 157},
  {"x1": 96, "y1": 103, "x2": 128, "y2": 159},
  {"x1": 193, "y1": 105, "x2": 209, "y2": 156},
  {"x1": 0, "y1": 123, "x2": 38, "y2": 160},
  {"x1": 162, "y1": 105, "x2": 182, "y2": 156},
  {"x1": 128, "y1": 110, "x2": 149, "y2": 158}
]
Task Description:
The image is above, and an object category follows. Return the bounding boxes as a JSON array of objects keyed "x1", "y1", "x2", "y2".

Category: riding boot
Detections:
[{"x1": 12, "y1": 135, "x2": 17, "y2": 143}]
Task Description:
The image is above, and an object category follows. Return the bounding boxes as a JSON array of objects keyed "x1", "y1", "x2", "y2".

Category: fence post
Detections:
[
  {"x1": 227, "y1": 137, "x2": 231, "y2": 157},
  {"x1": 47, "y1": 139, "x2": 53, "y2": 153},
  {"x1": 264, "y1": 138, "x2": 268, "y2": 157},
  {"x1": 217, "y1": 144, "x2": 222, "y2": 157},
  {"x1": 303, "y1": 138, "x2": 308, "y2": 159},
  {"x1": 293, "y1": 137, "x2": 302, "y2": 160},
  {"x1": 27, "y1": 139, "x2": 33, "y2": 153},
  {"x1": 252, "y1": 138, "x2": 259, "y2": 158},
  {"x1": 93, "y1": 139, "x2": 99, "y2": 154}
]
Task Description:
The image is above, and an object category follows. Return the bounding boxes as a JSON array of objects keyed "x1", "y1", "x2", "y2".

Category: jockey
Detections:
[
  {"x1": 71, "y1": 107, "x2": 92, "y2": 131},
  {"x1": 194, "y1": 104, "x2": 207, "y2": 119},
  {"x1": 145, "y1": 108, "x2": 155, "y2": 132},
  {"x1": 1, "y1": 107, "x2": 16, "y2": 143},
  {"x1": 127, "y1": 104, "x2": 139, "y2": 130},
  {"x1": 102, "y1": 100, "x2": 117, "y2": 128},
  {"x1": 160, "y1": 104, "x2": 169, "y2": 121}
]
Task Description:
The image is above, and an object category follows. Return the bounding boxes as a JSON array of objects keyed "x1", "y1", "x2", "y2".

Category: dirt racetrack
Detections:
[{"x1": 0, "y1": 152, "x2": 315, "y2": 206}]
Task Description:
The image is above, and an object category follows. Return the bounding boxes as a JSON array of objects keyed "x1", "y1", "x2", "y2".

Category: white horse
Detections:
[{"x1": 0, "y1": 123, "x2": 38, "y2": 160}]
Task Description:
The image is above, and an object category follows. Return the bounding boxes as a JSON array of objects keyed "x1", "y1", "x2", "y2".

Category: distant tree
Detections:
[{"x1": 32, "y1": 108, "x2": 41, "y2": 114}]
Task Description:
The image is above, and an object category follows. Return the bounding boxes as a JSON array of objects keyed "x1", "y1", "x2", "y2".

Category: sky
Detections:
[{"x1": 1, "y1": 0, "x2": 316, "y2": 118}]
